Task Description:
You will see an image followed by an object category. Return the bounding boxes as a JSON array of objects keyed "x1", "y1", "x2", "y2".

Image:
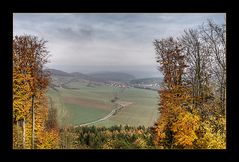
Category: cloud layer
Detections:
[{"x1": 13, "y1": 13, "x2": 225, "y2": 77}]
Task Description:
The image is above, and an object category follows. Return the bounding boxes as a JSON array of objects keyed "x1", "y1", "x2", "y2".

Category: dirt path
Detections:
[{"x1": 74, "y1": 101, "x2": 133, "y2": 127}]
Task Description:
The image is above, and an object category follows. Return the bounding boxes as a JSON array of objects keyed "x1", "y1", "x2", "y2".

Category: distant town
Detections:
[{"x1": 49, "y1": 69, "x2": 162, "y2": 91}]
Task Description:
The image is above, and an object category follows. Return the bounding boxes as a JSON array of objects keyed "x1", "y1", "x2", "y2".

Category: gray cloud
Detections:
[{"x1": 13, "y1": 13, "x2": 225, "y2": 77}]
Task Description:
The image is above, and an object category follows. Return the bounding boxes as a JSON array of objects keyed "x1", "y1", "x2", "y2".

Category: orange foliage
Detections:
[{"x1": 13, "y1": 35, "x2": 60, "y2": 149}]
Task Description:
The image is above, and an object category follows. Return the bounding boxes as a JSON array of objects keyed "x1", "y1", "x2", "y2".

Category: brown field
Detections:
[{"x1": 62, "y1": 96, "x2": 112, "y2": 110}]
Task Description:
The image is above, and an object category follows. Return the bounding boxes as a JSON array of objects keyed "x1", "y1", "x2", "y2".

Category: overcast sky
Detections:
[{"x1": 13, "y1": 13, "x2": 225, "y2": 78}]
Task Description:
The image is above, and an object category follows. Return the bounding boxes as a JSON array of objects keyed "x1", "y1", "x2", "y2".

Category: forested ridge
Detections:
[{"x1": 13, "y1": 20, "x2": 226, "y2": 149}]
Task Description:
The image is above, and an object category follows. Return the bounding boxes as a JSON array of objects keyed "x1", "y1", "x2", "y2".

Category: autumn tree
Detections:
[
  {"x1": 180, "y1": 28, "x2": 213, "y2": 118},
  {"x1": 199, "y1": 20, "x2": 226, "y2": 115},
  {"x1": 180, "y1": 21, "x2": 226, "y2": 149},
  {"x1": 153, "y1": 20, "x2": 226, "y2": 149},
  {"x1": 153, "y1": 37, "x2": 200, "y2": 148},
  {"x1": 13, "y1": 35, "x2": 59, "y2": 149},
  {"x1": 154, "y1": 37, "x2": 186, "y2": 89}
]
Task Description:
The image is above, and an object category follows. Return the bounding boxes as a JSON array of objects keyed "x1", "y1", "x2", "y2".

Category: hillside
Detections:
[
  {"x1": 130, "y1": 77, "x2": 163, "y2": 85},
  {"x1": 46, "y1": 69, "x2": 132, "y2": 83},
  {"x1": 46, "y1": 68, "x2": 73, "y2": 77},
  {"x1": 47, "y1": 78, "x2": 159, "y2": 128},
  {"x1": 70, "y1": 72, "x2": 104, "y2": 82},
  {"x1": 88, "y1": 72, "x2": 135, "y2": 83}
]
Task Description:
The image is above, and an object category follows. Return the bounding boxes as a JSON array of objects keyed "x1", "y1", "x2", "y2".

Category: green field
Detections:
[{"x1": 47, "y1": 78, "x2": 159, "y2": 128}]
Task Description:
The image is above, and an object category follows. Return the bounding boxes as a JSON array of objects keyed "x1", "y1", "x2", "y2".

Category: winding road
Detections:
[{"x1": 74, "y1": 101, "x2": 132, "y2": 127}]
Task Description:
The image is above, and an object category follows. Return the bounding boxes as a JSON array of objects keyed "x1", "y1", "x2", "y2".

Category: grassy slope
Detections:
[
  {"x1": 47, "y1": 88, "x2": 70, "y2": 127},
  {"x1": 64, "y1": 103, "x2": 109, "y2": 125},
  {"x1": 47, "y1": 79, "x2": 159, "y2": 128},
  {"x1": 93, "y1": 88, "x2": 159, "y2": 127}
]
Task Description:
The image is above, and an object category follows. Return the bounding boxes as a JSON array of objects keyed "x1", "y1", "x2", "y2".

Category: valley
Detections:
[{"x1": 46, "y1": 69, "x2": 161, "y2": 128}]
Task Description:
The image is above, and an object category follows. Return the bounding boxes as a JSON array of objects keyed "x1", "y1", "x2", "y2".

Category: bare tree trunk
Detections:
[
  {"x1": 31, "y1": 95, "x2": 35, "y2": 149},
  {"x1": 22, "y1": 118, "x2": 25, "y2": 149},
  {"x1": 16, "y1": 121, "x2": 20, "y2": 148},
  {"x1": 224, "y1": 84, "x2": 226, "y2": 114},
  {"x1": 222, "y1": 80, "x2": 226, "y2": 114}
]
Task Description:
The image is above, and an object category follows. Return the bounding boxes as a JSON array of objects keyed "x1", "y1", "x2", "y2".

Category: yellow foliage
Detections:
[
  {"x1": 36, "y1": 129, "x2": 60, "y2": 149},
  {"x1": 13, "y1": 35, "x2": 60, "y2": 149},
  {"x1": 171, "y1": 111, "x2": 200, "y2": 148},
  {"x1": 102, "y1": 139, "x2": 115, "y2": 149},
  {"x1": 195, "y1": 119, "x2": 226, "y2": 149},
  {"x1": 13, "y1": 68, "x2": 33, "y2": 121},
  {"x1": 134, "y1": 138, "x2": 147, "y2": 148}
]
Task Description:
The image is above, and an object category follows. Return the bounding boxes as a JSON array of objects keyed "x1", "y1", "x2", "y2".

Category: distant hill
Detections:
[
  {"x1": 46, "y1": 69, "x2": 110, "y2": 83},
  {"x1": 46, "y1": 69, "x2": 162, "y2": 84},
  {"x1": 88, "y1": 72, "x2": 135, "y2": 83},
  {"x1": 70, "y1": 72, "x2": 94, "y2": 80},
  {"x1": 129, "y1": 77, "x2": 163, "y2": 85},
  {"x1": 46, "y1": 68, "x2": 73, "y2": 77}
]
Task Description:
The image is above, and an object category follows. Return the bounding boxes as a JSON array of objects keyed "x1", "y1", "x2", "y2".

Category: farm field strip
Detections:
[
  {"x1": 74, "y1": 101, "x2": 132, "y2": 127},
  {"x1": 47, "y1": 79, "x2": 159, "y2": 127}
]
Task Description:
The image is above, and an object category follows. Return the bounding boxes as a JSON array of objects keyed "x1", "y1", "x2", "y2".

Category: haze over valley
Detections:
[
  {"x1": 13, "y1": 13, "x2": 226, "y2": 149},
  {"x1": 46, "y1": 68, "x2": 161, "y2": 127}
]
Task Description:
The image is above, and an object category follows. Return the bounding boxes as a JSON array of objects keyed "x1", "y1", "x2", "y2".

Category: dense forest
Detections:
[
  {"x1": 13, "y1": 20, "x2": 226, "y2": 149},
  {"x1": 59, "y1": 125, "x2": 155, "y2": 149}
]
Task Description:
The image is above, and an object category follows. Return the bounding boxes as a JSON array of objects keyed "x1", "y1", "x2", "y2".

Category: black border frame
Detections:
[{"x1": 1, "y1": 0, "x2": 238, "y2": 162}]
